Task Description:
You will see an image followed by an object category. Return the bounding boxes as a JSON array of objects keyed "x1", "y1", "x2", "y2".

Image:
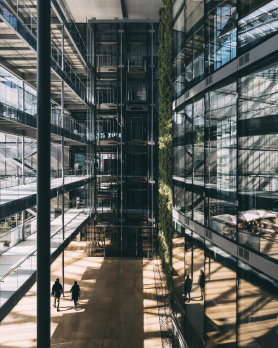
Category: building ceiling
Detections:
[{"x1": 64, "y1": 0, "x2": 161, "y2": 22}]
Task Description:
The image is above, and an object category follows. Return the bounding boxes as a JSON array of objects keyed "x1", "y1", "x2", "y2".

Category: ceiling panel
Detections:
[
  {"x1": 125, "y1": 0, "x2": 160, "y2": 21},
  {"x1": 64, "y1": 0, "x2": 161, "y2": 22},
  {"x1": 65, "y1": 0, "x2": 123, "y2": 22}
]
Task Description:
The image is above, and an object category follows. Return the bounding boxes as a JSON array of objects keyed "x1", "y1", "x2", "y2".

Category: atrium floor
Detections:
[{"x1": 0, "y1": 241, "x2": 163, "y2": 348}]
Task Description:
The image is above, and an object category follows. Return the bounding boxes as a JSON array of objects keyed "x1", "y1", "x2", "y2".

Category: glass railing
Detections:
[
  {"x1": 55, "y1": 0, "x2": 88, "y2": 61},
  {"x1": 0, "y1": 208, "x2": 89, "y2": 307},
  {"x1": 0, "y1": 101, "x2": 87, "y2": 142},
  {"x1": 2, "y1": 0, "x2": 91, "y2": 103},
  {"x1": 0, "y1": 173, "x2": 36, "y2": 190},
  {"x1": 0, "y1": 168, "x2": 88, "y2": 193},
  {"x1": 51, "y1": 40, "x2": 88, "y2": 100},
  {"x1": 0, "y1": 217, "x2": 36, "y2": 255}
]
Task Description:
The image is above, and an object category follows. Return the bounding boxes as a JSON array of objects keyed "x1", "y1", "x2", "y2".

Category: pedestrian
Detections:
[
  {"x1": 184, "y1": 274, "x2": 192, "y2": 302},
  {"x1": 52, "y1": 278, "x2": 63, "y2": 311},
  {"x1": 70, "y1": 281, "x2": 81, "y2": 310},
  {"x1": 198, "y1": 270, "x2": 205, "y2": 300}
]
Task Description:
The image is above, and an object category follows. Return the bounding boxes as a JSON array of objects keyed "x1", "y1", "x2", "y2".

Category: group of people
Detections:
[
  {"x1": 184, "y1": 270, "x2": 205, "y2": 302},
  {"x1": 51, "y1": 278, "x2": 81, "y2": 311}
]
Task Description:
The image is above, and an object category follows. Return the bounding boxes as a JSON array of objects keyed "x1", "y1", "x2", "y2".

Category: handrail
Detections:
[
  {"x1": 0, "y1": 209, "x2": 87, "y2": 284},
  {"x1": 0, "y1": 216, "x2": 36, "y2": 241},
  {"x1": 0, "y1": 100, "x2": 88, "y2": 140},
  {"x1": 0, "y1": 0, "x2": 91, "y2": 103}
]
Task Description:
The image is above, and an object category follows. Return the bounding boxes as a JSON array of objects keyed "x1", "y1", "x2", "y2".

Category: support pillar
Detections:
[
  {"x1": 22, "y1": 137, "x2": 25, "y2": 241},
  {"x1": 61, "y1": 23, "x2": 65, "y2": 295},
  {"x1": 22, "y1": 210, "x2": 25, "y2": 241},
  {"x1": 37, "y1": 0, "x2": 51, "y2": 346},
  {"x1": 22, "y1": 136, "x2": 25, "y2": 185},
  {"x1": 61, "y1": 137, "x2": 65, "y2": 294}
]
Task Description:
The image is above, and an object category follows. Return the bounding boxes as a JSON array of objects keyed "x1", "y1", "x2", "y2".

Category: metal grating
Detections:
[
  {"x1": 239, "y1": 52, "x2": 250, "y2": 67},
  {"x1": 244, "y1": 249, "x2": 249, "y2": 261}
]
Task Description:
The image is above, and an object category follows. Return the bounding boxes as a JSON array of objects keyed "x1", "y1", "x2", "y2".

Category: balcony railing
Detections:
[
  {"x1": 0, "y1": 0, "x2": 91, "y2": 103},
  {"x1": 0, "y1": 101, "x2": 87, "y2": 142}
]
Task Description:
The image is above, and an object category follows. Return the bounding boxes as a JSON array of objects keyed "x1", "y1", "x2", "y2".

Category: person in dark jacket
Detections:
[
  {"x1": 52, "y1": 278, "x2": 63, "y2": 311},
  {"x1": 198, "y1": 270, "x2": 205, "y2": 300},
  {"x1": 70, "y1": 281, "x2": 81, "y2": 310},
  {"x1": 184, "y1": 274, "x2": 192, "y2": 302}
]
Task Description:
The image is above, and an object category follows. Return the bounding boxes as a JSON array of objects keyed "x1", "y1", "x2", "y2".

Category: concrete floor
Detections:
[{"x1": 0, "y1": 241, "x2": 162, "y2": 348}]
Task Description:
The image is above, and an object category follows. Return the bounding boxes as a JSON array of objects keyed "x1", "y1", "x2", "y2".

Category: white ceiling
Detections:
[{"x1": 64, "y1": 0, "x2": 161, "y2": 22}]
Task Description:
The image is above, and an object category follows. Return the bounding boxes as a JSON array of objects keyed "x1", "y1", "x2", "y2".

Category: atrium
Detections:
[{"x1": 0, "y1": 0, "x2": 278, "y2": 348}]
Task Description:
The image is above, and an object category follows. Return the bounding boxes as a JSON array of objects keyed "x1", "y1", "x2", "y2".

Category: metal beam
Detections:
[
  {"x1": 0, "y1": 47, "x2": 31, "y2": 51},
  {"x1": 37, "y1": 0, "x2": 51, "y2": 347},
  {"x1": 4, "y1": 57, "x2": 37, "y2": 61},
  {"x1": 64, "y1": 104, "x2": 87, "y2": 110},
  {"x1": 0, "y1": 34, "x2": 20, "y2": 40},
  {"x1": 0, "y1": 56, "x2": 25, "y2": 79},
  {"x1": 120, "y1": 0, "x2": 127, "y2": 19}
]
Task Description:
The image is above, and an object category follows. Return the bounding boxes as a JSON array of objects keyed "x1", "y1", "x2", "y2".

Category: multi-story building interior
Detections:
[
  {"x1": 0, "y1": 0, "x2": 160, "y2": 325},
  {"x1": 0, "y1": 0, "x2": 278, "y2": 347},
  {"x1": 172, "y1": 0, "x2": 278, "y2": 347}
]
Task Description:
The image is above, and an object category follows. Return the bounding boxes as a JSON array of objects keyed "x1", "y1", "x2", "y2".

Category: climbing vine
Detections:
[{"x1": 158, "y1": 0, "x2": 173, "y2": 296}]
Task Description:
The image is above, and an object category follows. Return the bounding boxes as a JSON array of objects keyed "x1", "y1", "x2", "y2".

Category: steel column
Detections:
[
  {"x1": 61, "y1": 23, "x2": 65, "y2": 295},
  {"x1": 22, "y1": 210, "x2": 25, "y2": 241},
  {"x1": 22, "y1": 136, "x2": 25, "y2": 240},
  {"x1": 37, "y1": 0, "x2": 51, "y2": 346},
  {"x1": 120, "y1": 26, "x2": 123, "y2": 258},
  {"x1": 22, "y1": 136, "x2": 25, "y2": 185},
  {"x1": 150, "y1": 26, "x2": 154, "y2": 256}
]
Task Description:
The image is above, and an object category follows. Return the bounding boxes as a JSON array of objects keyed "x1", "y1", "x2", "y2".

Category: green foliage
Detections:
[{"x1": 158, "y1": 0, "x2": 173, "y2": 295}]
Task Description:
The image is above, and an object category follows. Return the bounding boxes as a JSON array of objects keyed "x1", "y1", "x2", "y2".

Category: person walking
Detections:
[
  {"x1": 52, "y1": 278, "x2": 63, "y2": 311},
  {"x1": 184, "y1": 274, "x2": 192, "y2": 302},
  {"x1": 198, "y1": 270, "x2": 205, "y2": 300},
  {"x1": 70, "y1": 281, "x2": 81, "y2": 310}
]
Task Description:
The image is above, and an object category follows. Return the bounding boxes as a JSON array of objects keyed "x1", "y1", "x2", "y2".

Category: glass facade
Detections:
[
  {"x1": 172, "y1": 222, "x2": 278, "y2": 348},
  {"x1": 172, "y1": 0, "x2": 278, "y2": 347}
]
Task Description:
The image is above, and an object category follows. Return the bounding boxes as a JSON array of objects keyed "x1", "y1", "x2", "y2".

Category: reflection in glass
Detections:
[
  {"x1": 238, "y1": 1, "x2": 278, "y2": 55},
  {"x1": 184, "y1": 230, "x2": 205, "y2": 348},
  {"x1": 172, "y1": 224, "x2": 185, "y2": 334},
  {"x1": 205, "y1": 240, "x2": 236, "y2": 348},
  {"x1": 238, "y1": 260, "x2": 278, "y2": 348},
  {"x1": 238, "y1": 62, "x2": 278, "y2": 259},
  {"x1": 205, "y1": 2, "x2": 237, "y2": 75},
  {"x1": 207, "y1": 83, "x2": 237, "y2": 240},
  {"x1": 193, "y1": 98, "x2": 205, "y2": 226}
]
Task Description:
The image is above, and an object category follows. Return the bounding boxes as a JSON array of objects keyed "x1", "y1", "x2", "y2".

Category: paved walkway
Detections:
[{"x1": 0, "y1": 241, "x2": 163, "y2": 348}]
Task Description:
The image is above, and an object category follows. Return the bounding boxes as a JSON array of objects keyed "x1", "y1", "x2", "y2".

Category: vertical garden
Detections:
[{"x1": 158, "y1": 0, "x2": 173, "y2": 294}]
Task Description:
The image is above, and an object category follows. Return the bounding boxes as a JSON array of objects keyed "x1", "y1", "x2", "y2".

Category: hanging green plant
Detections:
[{"x1": 158, "y1": 0, "x2": 173, "y2": 297}]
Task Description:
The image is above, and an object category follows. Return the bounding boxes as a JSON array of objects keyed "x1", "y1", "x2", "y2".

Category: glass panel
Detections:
[
  {"x1": 173, "y1": 109, "x2": 185, "y2": 147},
  {"x1": 204, "y1": 241, "x2": 237, "y2": 348},
  {"x1": 172, "y1": 224, "x2": 185, "y2": 333},
  {"x1": 206, "y1": 83, "x2": 237, "y2": 240},
  {"x1": 238, "y1": 260, "x2": 278, "y2": 348},
  {"x1": 173, "y1": 180, "x2": 185, "y2": 214},
  {"x1": 173, "y1": 147, "x2": 185, "y2": 178},
  {"x1": 184, "y1": 232, "x2": 205, "y2": 348},
  {"x1": 193, "y1": 98, "x2": 205, "y2": 226},
  {"x1": 238, "y1": 62, "x2": 278, "y2": 259},
  {"x1": 205, "y1": 1, "x2": 237, "y2": 75},
  {"x1": 193, "y1": 27, "x2": 204, "y2": 82},
  {"x1": 238, "y1": 1, "x2": 278, "y2": 54}
]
